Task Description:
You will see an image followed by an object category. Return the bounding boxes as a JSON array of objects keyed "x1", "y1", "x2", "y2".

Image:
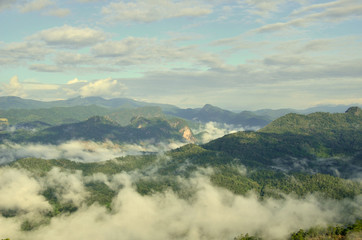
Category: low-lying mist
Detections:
[
  {"x1": 0, "y1": 166, "x2": 360, "y2": 240},
  {"x1": 0, "y1": 121, "x2": 256, "y2": 164},
  {"x1": 192, "y1": 122, "x2": 259, "y2": 144},
  {"x1": 0, "y1": 140, "x2": 187, "y2": 164}
]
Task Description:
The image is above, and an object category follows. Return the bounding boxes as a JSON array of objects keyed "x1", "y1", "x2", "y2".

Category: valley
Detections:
[{"x1": 0, "y1": 97, "x2": 361, "y2": 240}]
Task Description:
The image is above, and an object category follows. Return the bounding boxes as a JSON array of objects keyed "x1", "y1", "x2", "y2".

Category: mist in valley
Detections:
[{"x1": 0, "y1": 153, "x2": 361, "y2": 240}]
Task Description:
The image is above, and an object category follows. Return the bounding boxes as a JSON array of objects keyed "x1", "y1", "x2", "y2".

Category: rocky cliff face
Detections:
[{"x1": 179, "y1": 126, "x2": 196, "y2": 143}]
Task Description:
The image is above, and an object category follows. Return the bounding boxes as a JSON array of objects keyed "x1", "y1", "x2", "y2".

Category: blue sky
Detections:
[{"x1": 0, "y1": 0, "x2": 361, "y2": 110}]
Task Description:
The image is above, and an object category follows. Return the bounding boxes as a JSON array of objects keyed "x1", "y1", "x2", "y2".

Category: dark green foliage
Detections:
[
  {"x1": 42, "y1": 187, "x2": 78, "y2": 216},
  {"x1": 0, "y1": 209, "x2": 18, "y2": 218},
  {"x1": 199, "y1": 108, "x2": 362, "y2": 178},
  {"x1": 248, "y1": 171, "x2": 362, "y2": 199},
  {"x1": 20, "y1": 220, "x2": 34, "y2": 231},
  {"x1": 168, "y1": 144, "x2": 234, "y2": 167},
  {"x1": 290, "y1": 229, "x2": 306, "y2": 240},
  {"x1": 210, "y1": 168, "x2": 362, "y2": 200},
  {"x1": 289, "y1": 219, "x2": 362, "y2": 240},
  {"x1": 261, "y1": 108, "x2": 362, "y2": 135},
  {"x1": 85, "y1": 181, "x2": 116, "y2": 207},
  {"x1": 210, "y1": 166, "x2": 260, "y2": 195},
  {"x1": 135, "y1": 177, "x2": 180, "y2": 195},
  {"x1": 11, "y1": 155, "x2": 158, "y2": 176},
  {"x1": 234, "y1": 233, "x2": 262, "y2": 240}
]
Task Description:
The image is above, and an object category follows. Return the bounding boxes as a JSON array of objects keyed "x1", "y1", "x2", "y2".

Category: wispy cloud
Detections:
[
  {"x1": 102, "y1": 0, "x2": 213, "y2": 23},
  {"x1": 18, "y1": 0, "x2": 54, "y2": 13},
  {"x1": 255, "y1": 0, "x2": 362, "y2": 33}
]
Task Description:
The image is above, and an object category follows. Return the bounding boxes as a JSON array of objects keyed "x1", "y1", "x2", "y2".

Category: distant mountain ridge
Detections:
[
  {"x1": 0, "y1": 115, "x2": 195, "y2": 145},
  {"x1": 1, "y1": 96, "x2": 361, "y2": 129},
  {"x1": 166, "y1": 104, "x2": 271, "y2": 127},
  {"x1": 0, "y1": 96, "x2": 177, "y2": 111}
]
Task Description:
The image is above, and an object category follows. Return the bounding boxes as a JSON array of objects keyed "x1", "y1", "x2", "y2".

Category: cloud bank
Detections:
[{"x1": 0, "y1": 168, "x2": 360, "y2": 240}]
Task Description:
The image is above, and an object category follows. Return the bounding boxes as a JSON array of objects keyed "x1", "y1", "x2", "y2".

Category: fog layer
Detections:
[{"x1": 0, "y1": 168, "x2": 360, "y2": 240}]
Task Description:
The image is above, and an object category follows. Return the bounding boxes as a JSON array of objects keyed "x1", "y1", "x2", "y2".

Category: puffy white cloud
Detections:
[
  {"x1": 0, "y1": 168, "x2": 51, "y2": 212},
  {"x1": 29, "y1": 25, "x2": 107, "y2": 48},
  {"x1": 79, "y1": 78, "x2": 127, "y2": 98},
  {"x1": 67, "y1": 78, "x2": 88, "y2": 85},
  {"x1": 44, "y1": 168, "x2": 88, "y2": 206},
  {"x1": 0, "y1": 75, "x2": 26, "y2": 97},
  {"x1": 102, "y1": 0, "x2": 212, "y2": 22}
]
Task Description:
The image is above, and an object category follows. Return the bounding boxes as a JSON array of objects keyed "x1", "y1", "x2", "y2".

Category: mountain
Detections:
[
  {"x1": 201, "y1": 107, "x2": 362, "y2": 175},
  {"x1": 0, "y1": 96, "x2": 52, "y2": 110},
  {"x1": 1, "y1": 115, "x2": 195, "y2": 145},
  {"x1": 0, "y1": 105, "x2": 113, "y2": 125},
  {"x1": 0, "y1": 105, "x2": 167, "y2": 126},
  {"x1": 0, "y1": 96, "x2": 178, "y2": 111},
  {"x1": 260, "y1": 106, "x2": 362, "y2": 135},
  {"x1": 166, "y1": 104, "x2": 271, "y2": 127},
  {"x1": 0, "y1": 96, "x2": 273, "y2": 128}
]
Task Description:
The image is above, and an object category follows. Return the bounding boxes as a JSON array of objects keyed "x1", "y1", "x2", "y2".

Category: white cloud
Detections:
[
  {"x1": 0, "y1": 169, "x2": 360, "y2": 240},
  {"x1": 192, "y1": 122, "x2": 247, "y2": 144},
  {"x1": 67, "y1": 78, "x2": 88, "y2": 85},
  {"x1": 19, "y1": 0, "x2": 54, "y2": 13},
  {"x1": 29, "y1": 25, "x2": 107, "y2": 48},
  {"x1": 255, "y1": 0, "x2": 362, "y2": 33},
  {"x1": 0, "y1": 75, "x2": 27, "y2": 98},
  {"x1": 44, "y1": 168, "x2": 88, "y2": 206},
  {"x1": 0, "y1": 168, "x2": 51, "y2": 212},
  {"x1": 79, "y1": 78, "x2": 127, "y2": 98},
  {"x1": 102, "y1": 0, "x2": 212, "y2": 23}
]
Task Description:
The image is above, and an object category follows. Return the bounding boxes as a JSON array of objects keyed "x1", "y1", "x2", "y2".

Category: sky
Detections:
[{"x1": 0, "y1": 0, "x2": 361, "y2": 110}]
